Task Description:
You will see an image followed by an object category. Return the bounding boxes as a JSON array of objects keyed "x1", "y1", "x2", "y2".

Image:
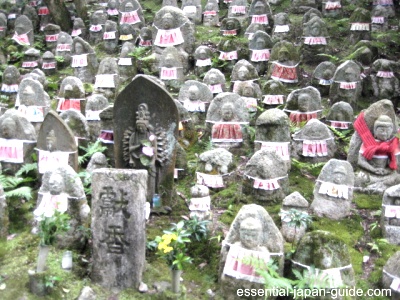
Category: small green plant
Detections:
[
  {"x1": 367, "y1": 238, "x2": 389, "y2": 256},
  {"x1": 180, "y1": 215, "x2": 210, "y2": 242},
  {"x1": 37, "y1": 211, "x2": 70, "y2": 246},
  {"x1": 280, "y1": 208, "x2": 313, "y2": 249},
  {"x1": 149, "y1": 220, "x2": 193, "y2": 270},
  {"x1": 0, "y1": 172, "x2": 33, "y2": 201},
  {"x1": 328, "y1": 126, "x2": 353, "y2": 144},
  {"x1": 291, "y1": 159, "x2": 326, "y2": 177},
  {"x1": 128, "y1": 47, "x2": 150, "y2": 60},
  {"x1": 78, "y1": 140, "x2": 107, "y2": 165},
  {"x1": 54, "y1": 56, "x2": 65, "y2": 63},
  {"x1": 44, "y1": 275, "x2": 61, "y2": 288}
]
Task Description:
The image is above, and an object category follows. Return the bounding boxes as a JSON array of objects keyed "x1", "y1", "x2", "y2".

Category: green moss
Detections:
[{"x1": 354, "y1": 193, "x2": 382, "y2": 210}]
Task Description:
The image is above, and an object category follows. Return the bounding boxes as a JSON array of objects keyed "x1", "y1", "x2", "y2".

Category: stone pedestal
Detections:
[{"x1": 91, "y1": 169, "x2": 147, "y2": 290}]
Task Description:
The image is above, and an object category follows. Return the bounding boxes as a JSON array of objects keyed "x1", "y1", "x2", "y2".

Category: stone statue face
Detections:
[
  {"x1": 49, "y1": 173, "x2": 64, "y2": 195},
  {"x1": 256, "y1": 39, "x2": 266, "y2": 49},
  {"x1": 310, "y1": 23, "x2": 321, "y2": 36},
  {"x1": 226, "y1": 20, "x2": 235, "y2": 30},
  {"x1": 125, "y1": 3, "x2": 134, "y2": 12},
  {"x1": 209, "y1": 74, "x2": 218, "y2": 85},
  {"x1": 393, "y1": 199, "x2": 400, "y2": 205},
  {"x1": 4, "y1": 70, "x2": 16, "y2": 84},
  {"x1": 188, "y1": 86, "x2": 200, "y2": 100},
  {"x1": 278, "y1": 49, "x2": 289, "y2": 63},
  {"x1": 239, "y1": 218, "x2": 263, "y2": 249},
  {"x1": 22, "y1": 85, "x2": 35, "y2": 105},
  {"x1": 238, "y1": 67, "x2": 249, "y2": 81},
  {"x1": 1, "y1": 118, "x2": 16, "y2": 139},
  {"x1": 297, "y1": 93, "x2": 311, "y2": 112},
  {"x1": 332, "y1": 170, "x2": 346, "y2": 184},
  {"x1": 75, "y1": 42, "x2": 84, "y2": 55},
  {"x1": 108, "y1": 0, "x2": 117, "y2": 9},
  {"x1": 162, "y1": 14, "x2": 174, "y2": 29},
  {"x1": 221, "y1": 104, "x2": 234, "y2": 121},
  {"x1": 344, "y1": 69, "x2": 356, "y2": 82},
  {"x1": 243, "y1": 86, "x2": 254, "y2": 97},
  {"x1": 137, "y1": 123, "x2": 147, "y2": 133},
  {"x1": 254, "y1": 3, "x2": 265, "y2": 14},
  {"x1": 198, "y1": 49, "x2": 207, "y2": 60},
  {"x1": 374, "y1": 123, "x2": 393, "y2": 141}
]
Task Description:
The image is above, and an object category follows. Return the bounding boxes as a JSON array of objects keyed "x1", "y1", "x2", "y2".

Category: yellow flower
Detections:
[
  {"x1": 164, "y1": 246, "x2": 173, "y2": 253},
  {"x1": 158, "y1": 242, "x2": 167, "y2": 251},
  {"x1": 170, "y1": 234, "x2": 178, "y2": 241}
]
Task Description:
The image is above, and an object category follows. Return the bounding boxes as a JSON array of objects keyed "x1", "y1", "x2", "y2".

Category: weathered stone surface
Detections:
[
  {"x1": 203, "y1": 68, "x2": 227, "y2": 94},
  {"x1": 220, "y1": 204, "x2": 284, "y2": 300},
  {"x1": 382, "y1": 251, "x2": 400, "y2": 298},
  {"x1": 291, "y1": 119, "x2": 336, "y2": 163},
  {"x1": 91, "y1": 169, "x2": 147, "y2": 290},
  {"x1": 114, "y1": 75, "x2": 178, "y2": 204},
  {"x1": 293, "y1": 231, "x2": 356, "y2": 298},
  {"x1": 0, "y1": 184, "x2": 7, "y2": 239},
  {"x1": 311, "y1": 61, "x2": 336, "y2": 96},
  {"x1": 281, "y1": 191, "x2": 309, "y2": 243},
  {"x1": 13, "y1": 15, "x2": 34, "y2": 46},
  {"x1": 17, "y1": 78, "x2": 50, "y2": 108},
  {"x1": 76, "y1": 286, "x2": 96, "y2": 300},
  {"x1": 198, "y1": 148, "x2": 233, "y2": 174},
  {"x1": 36, "y1": 110, "x2": 78, "y2": 172},
  {"x1": 71, "y1": 37, "x2": 98, "y2": 83},
  {"x1": 326, "y1": 102, "x2": 354, "y2": 129},
  {"x1": 310, "y1": 159, "x2": 354, "y2": 220},
  {"x1": 381, "y1": 185, "x2": 400, "y2": 245},
  {"x1": 243, "y1": 149, "x2": 289, "y2": 203},
  {"x1": 36, "y1": 164, "x2": 90, "y2": 249}
]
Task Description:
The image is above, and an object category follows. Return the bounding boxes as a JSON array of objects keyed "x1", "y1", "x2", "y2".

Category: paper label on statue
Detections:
[
  {"x1": 103, "y1": 31, "x2": 116, "y2": 40},
  {"x1": 71, "y1": 54, "x2": 88, "y2": 67},
  {"x1": 120, "y1": 34, "x2": 134, "y2": 41},
  {"x1": 377, "y1": 71, "x2": 394, "y2": 78},
  {"x1": 251, "y1": 49, "x2": 270, "y2": 62},
  {"x1": 302, "y1": 140, "x2": 328, "y2": 157},
  {"x1": 219, "y1": 51, "x2": 238, "y2": 61},
  {"x1": 231, "y1": 6, "x2": 246, "y2": 14},
  {"x1": 154, "y1": 28, "x2": 184, "y2": 46},
  {"x1": 29, "y1": 0, "x2": 38, "y2": 6},
  {"x1": 318, "y1": 181, "x2": 349, "y2": 199},
  {"x1": 242, "y1": 97, "x2": 257, "y2": 111},
  {"x1": 71, "y1": 29, "x2": 82, "y2": 37},
  {"x1": 223, "y1": 244, "x2": 269, "y2": 283},
  {"x1": 183, "y1": 5, "x2": 197, "y2": 14},
  {"x1": 34, "y1": 193, "x2": 68, "y2": 219},
  {"x1": 390, "y1": 278, "x2": 400, "y2": 292},
  {"x1": 271, "y1": 63, "x2": 298, "y2": 83},
  {"x1": 304, "y1": 37, "x2": 327, "y2": 45},
  {"x1": 1, "y1": 84, "x2": 18, "y2": 93},
  {"x1": 118, "y1": 57, "x2": 132, "y2": 65},
  {"x1": 371, "y1": 17, "x2": 385, "y2": 24},
  {"x1": 0, "y1": 27, "x2": 4, "y2": 32},
  {"x1": 160, "y1": 67, "x2": 178, "y2": 80},
  {"x1": 251, "y1": 14, "x2": 268, "y2": 24},
  {"x1": 196, "y1": 58, "x2": 212, "y2": 67},
  {"x1": 120, "y1": 10, "x2": 140, "y2": 24},
  {"x1": 289, "y1": 111, "x2": 318, "y2": 123},
  {"x1": 95, "y1": 74, "x2": 116, "y2": 88},
  {"x1": 212, "y1": 123, "x2": 243, "y2": 142},
  {"x1": 253, "y1": 178, "x2": 280, "y2": 190},
  {"x1": 384, "y1": 205, "x2": 400, "y2": 218},
  {"x1": 189, "y1": 196, "x2": 211, "y2": 211},
  {"x1": 274, "y1": 25, "x2": 290, "y2": 33},
  {"x1": 339, "y1": 82, "x2": 357, "y2": 89},
  {"x1": 0, "y1": 139, "x2": 24, "y2": 163},
  {"x1": 350, "y1": 23, "x2": 370, "y2": 31},
  {"x1": 263, "y1": 95, "x2": 284, "y2": 105},
  {"x1": 38, "y1": 150, "x2": 70, "y2": 174},
  {"x1": 56, "y1": 43, "x2": 71, "y2": 52},
  {"x1": 86, "y1": 110, "x2": 102, "y2": 121},
  {"x1": 174, "y1": 168, "x2": 183, "y2": 179},
  {"x1": 90, "y1": 24, "x2": 103, "y2": 32},
  {"x1": 45, "y1": 34, "x2": 59, "y2": 42},
  {"x1": 139, "y1": 38, "x2": 152, "y2": 46},
  {"x1": 196, "y1": 172, "x2": 224, "y2": 188},
  {"x1": 209, "y1": 84, "x2": 223, "y2": 93},
  {"x1": 330, "y1": 121, "x2": 349, "y2": 129},
  {"x1": 325, "y1": 1, "x2": 342, "y2": 9},
  {"x1": 319, "y1": 79, "x2": 333, "y2": 85},
  {"x1": 183, "y1": 100, "x2": 206, "y2": 112},
  {"x1": 17, "y1": 105, "x2": 44, "y2": 122},
  {"x1": 222, "y1": 29, "x2": 237, "y2": 36},
  {"x1": 12, "y1": 32, "x2": 30, "y2": 46},
  {"x1": 319, "y1": 268, "x2": 343, "y2": 288},
  {"x1": 204, "y1": 11, "x2": 217, "y2": 16},
  {"x1": 107, "y1": 8, "x2": 119, "y2": 16},
  {"x1": 8, "y1": 14, "x2": 16, "y2": 19},
  {"x1": 98, "y1": 130, "x2": 114, "y2": 143},
  {"x1": 38, "y1": 6, "x2": 49, "y2": 15},
  {"x1": 22, "y1": 61, "x2": 38, "y2": 68},
  {"x1": 57, "y1": 98, "x2": 82, "y2": 112},
  {"x1": 42, "y1": 62, "x2": 56, "y2": 69},
  {"x1": 259, "y1": 142, "x2": 290, "y2": 160}
]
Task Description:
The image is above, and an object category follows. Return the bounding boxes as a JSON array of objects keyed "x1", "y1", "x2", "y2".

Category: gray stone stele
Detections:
[
  {"x1": 382, "y1": 185, "x2": 400, "y2": 245},
  {"x1": 382, "y1": 251, "x2": 400, "y2": 297},
  {"x1": 91, "y1": 169, "x2": 147, "y2": 290}
]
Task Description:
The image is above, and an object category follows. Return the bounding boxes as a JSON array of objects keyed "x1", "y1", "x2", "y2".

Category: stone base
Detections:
[
  {"x1": 383, "y1": 225, "x2": 400, "y2": 245},
  {"x1": 310, "y1": 197, "x2": 351, "y2": 220}
]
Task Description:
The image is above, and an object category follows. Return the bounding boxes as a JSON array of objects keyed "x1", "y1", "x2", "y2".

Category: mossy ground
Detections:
[{"x1": 1, "y1": 0, "x2": 400, "y2": 299}]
